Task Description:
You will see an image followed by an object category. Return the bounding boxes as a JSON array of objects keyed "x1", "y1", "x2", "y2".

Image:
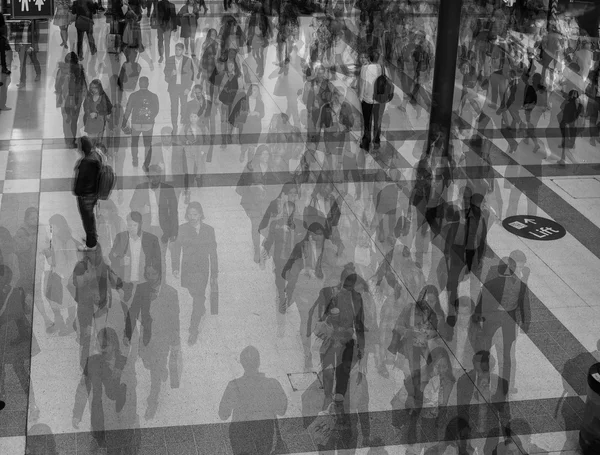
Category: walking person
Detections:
[
  {"x1": 558, "y1": 89, "x2": 583, "y2": 165},
  {"x1": 164, "y1": 43, "x2": 195, "y2": 136},
  {"x1": 358, "y1": 48, "x2": 384, "y2": 152},
  {"x1": 156, "y1": 0, "x2": 177, "y2": 63},
  {"x1": 73, "y1": 136, "x2": 101, "y2": 251},
  {"x1": 56, "y1": 53, "x2": 88, "y2": 148},
  {"x1": 178, "y1": 0, "x2": 201, "y2": 56},
  {"x1": 171, "y1": 202, "x2": 218, "y2": 346},
  {"x1": 16, "y1": 20, "x2": 41, "y2": 88},
  {"x1": 0, "y1": 13, "x2": 11, "y2": 75},
  {"x1": 121, "y1": 76, "x2": 160, "y2": 171},
  {"x1": 83, "y1": 79, "x2": 113, "y2": 144},
  {"x1": 72, "y1": 0, "x2": 98, "y2": 60}
]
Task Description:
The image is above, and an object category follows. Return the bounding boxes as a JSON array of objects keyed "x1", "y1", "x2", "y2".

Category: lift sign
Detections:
[{"x1": 502, "y1": 215, "x2": 566, "y2": 241}]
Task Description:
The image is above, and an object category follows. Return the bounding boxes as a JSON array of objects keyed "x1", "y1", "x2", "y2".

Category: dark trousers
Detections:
[
  {"x1": 321, "y1": 339, "x2": 356, "y2": 398},
  {"x1": 185, "y1": 273, "x2": 209, "y2": 333},
  {"x1": 62, "y1": 105, "x2": 83, "y2": 143},
  {"x1": 360, "y1": 101, "x2": 384, "y2": 149},
  {"x1": 168, "y1": 87, "x2": 188, "y2": 132},
  {"x1": 77, "y1": 196, "x2": 98, "y2": 248},
  {"x1": 76, "y1": 28, "x2": 97, "y2": 59},
  {"x1": 560, "y1": 121, "x2": 577, "y2": 148},
  {"x1": 157, "y1": 28, "x2": 172, "y2": 59},
  {"x1": 589, "y1": 96, "x2": 599, "y2": 141},
  {"x1": 0, "y1": 36, "x2": 9, "y2": 69},
  {"x1": 131, "y1": 125, "x2": 154, "y2": 167}
]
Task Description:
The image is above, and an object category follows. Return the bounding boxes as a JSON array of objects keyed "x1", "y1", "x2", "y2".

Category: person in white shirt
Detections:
[{"x1": 358, "y1": 49, "x2": 384, "y2": 151}]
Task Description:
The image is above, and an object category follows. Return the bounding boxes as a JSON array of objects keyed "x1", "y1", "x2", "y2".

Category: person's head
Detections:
[
  {"x1": 207, "y1": 28, "x2": 217, "y2": 40},
  {"x1": 240, "y1": 346, "x2": 260, "y2": 373},
  {"x1": 147, "y1": 164, "x2": 163, "y2": 186},
  {"x1": 193, "y1": 84, "x2": 203, "y2": 98},
  {"x1": 89, "y1": 79, "x2": 104, "y2": 96},
  {"x1": 307, "y1": 222, "x2": 325, "y2": 242},
  {"x1": 186, "y1": 0, "x2": 194, "y2": 5},
  {"x1": 97, "y1": 327, "x2": 120, "y2": 356},
  {"x1": 0, "y1": 265, "x2": 13, "y2": 288},
  {"x1": 340, "y1": 263, "x2": 357, "y2": 289},
  {"x1": 247, "y1": 83, "x2": 259, "y2": 98},
  {"x1": 417, "y1": 284, "x2": 441, "y2": 311},
  {"x1": 189, "y1": 112, "x2": 200, "y2": 126},
  {"x1": 498, "y1": 257, "x2": 517, "y2": 277},
  {"x1": 175, "y1": 43, "x2": 184, "y2": 57},
  {"x1": 472, "y1": 350, "x2": 494, "y2": 374},
  {"x1": 281, "y1": 181, "x2": 299, "y2": 202},
  {"x1": 509, "y1": 249, "x2": 526, "y2": 273},
  {"x1": 48, "y1": 214, "x2": 72, "y2": 240},
  {"x1": 427, "y1": 346, "x2": 452, "y2": 378},
  {"x1": 226, "y1": 59, "x2": 237, "y2": 74},
  {"x1": 24, "y1": 207, "x2": 38, "y2": 228},
  {"x1": 80, "y1": 136, "x2": 94, "y2": 157},
  {"x1": 65, "y1": 52, "x2": 79, "y2": 65},
  {"x1": 186, "y1": 202, "x2": 204, "y2": 224},
  {"x1": 368, "y1": 48, "x2": 380, "y2": 63},
  {"x1": 568, "y1": 89, "x2": 580, "y2": 100},
  {"x1": 127, "y1": 212, "x2": 143, "y2": 237},
  {"x1": 138, "y1": 76, "x2": 149, "y2": 90}
]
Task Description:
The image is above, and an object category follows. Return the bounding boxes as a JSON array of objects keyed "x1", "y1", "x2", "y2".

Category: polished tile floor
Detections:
[{"x1": 0, "y1": 1, "x2": 600, "y2": 454}]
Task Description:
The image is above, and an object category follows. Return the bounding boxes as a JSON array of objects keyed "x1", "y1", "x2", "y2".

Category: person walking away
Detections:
[
  {"x1": 558, "y1": 89, "x2": 583, "y2": 164},
  {"x1": 56, "y1": 53, "x2": 88, "y2": 148},
  {"x1": 164, "y1": 43, "x2": 195, "y2": 136},
  {"x1": 0, "y1": 13, "x2": 11, "y2": 75},
  {"x1": 121, "y1": 76, "x2": 159, "y2": 171},
  {"x1": 83, "y1": 79, "x2": 113, "y2": 144},
  {"x1": 116, "y1": 47, "x2": 141, "y2": 107},
  {"x1": 171, "y1": 202, "x2": 218, "y2": 346},
  {"x1": 73, "y1": 137, "x2": 101, "y2": 251},
  {"x1": 156, "y1": 0, "x2": 177, "y2": 63},
  {"x1": 358, "y1": 48, "x2": 383, "y2": 152},
  {"x1": 72, "y1": 0, "x2": 98, "y2": 60},
  {"x1": 16, "y1": 20, "x2": 41, "y2": 88},
  {"x1": 177, "y1": 0, "x2": 200, "y2": 56}
]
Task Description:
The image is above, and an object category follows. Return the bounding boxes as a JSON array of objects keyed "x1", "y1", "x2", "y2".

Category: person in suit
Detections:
[
  {"x1": 171, "y1": 202, "x2": 218, "y2": 346},
  {"x1": 281, "y1": 222, "x2": 338, "y2": 370},
  {"x1": 108, "y1": 211, "x2": 161, "y2": 285},
  {"x1": 445, "y1": 188, "x2": 489, "y2": 330},
  {"x1": 129, "y1": 165, "x2": 179, "y2": 274},
  {"x1": 262, "y1": 200, "x2": 306, "y2": 328},
  {"x1": 164, "y1": 43, "x2": 195, "y2": 136},
  {"x1": 230, "y1": 83, "x2": 265, "y2": 163},
  {"x1": 156, "y1": 0, "x2": 177, "y2": 63},
  {"x1": 128, "y1": 264, "x2": 180, "y2": 420},
  {"x1": 472, "y1": 257, "x2": 530, "y2": 395}
]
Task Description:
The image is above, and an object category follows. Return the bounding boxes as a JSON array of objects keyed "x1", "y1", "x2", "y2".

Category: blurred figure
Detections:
[
  {"x1": 230, "y1": 84, "x2": 265, "y2": 163},
  {"x1": 219, "y1": 346, "x2": 288, "y2": 455},
  {"x1": 171, "y1": 202, "x2": 218, "y2": 346},
  {"x1": 55, "y1": 53, "x2": 88, "y2": 148},
  {"x1": 558, "y1": 89, "x2": 583, "y2": 165},
  {"x1": 472, "y1": 257, "x2": 530, "y2": 396},
  {"x1": 131, "y1": 264, "x2": 181, "y2": 420},
  {"x1": 14, "y1": 207, "x2": 38, "y2": 306},
  {"x1": 358, "y1": 48, "x2": 383, "y2": 151},
  {"x1": 423, "y1": 417, "x2": 476, "y2": 455},
  {"x1": 72, "y1": 327, "x2": 128, "y2": 448},
  {"x1": 83, "y1": 79, "x2": 113, "y2": 144},
  {"x1": 164, "y1": 43, "x2": 195, "y2": 136},
  {"x1": 156, "y1": 0, "x2": 177, "y2": 63},
  {"x1": 0, "y1": 226, "x2": 20, "y2": 288},
  {"x1": 73, "y1": 136, "x2": 101, "y2": 251}
]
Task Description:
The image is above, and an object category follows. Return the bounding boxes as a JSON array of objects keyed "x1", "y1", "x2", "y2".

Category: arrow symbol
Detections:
[{"x1": 524, "y1": 218, "x2": 537, "y2": 224}]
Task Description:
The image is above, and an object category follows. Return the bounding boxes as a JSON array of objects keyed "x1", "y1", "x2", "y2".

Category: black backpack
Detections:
[{"x1": 374, "y1": 64, "x2": 394, "y2": 104}]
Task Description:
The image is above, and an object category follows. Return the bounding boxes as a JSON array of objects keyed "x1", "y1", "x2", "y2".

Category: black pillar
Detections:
[{"x1": 426, "y1": 0, "x2": 463, "y2": 154}]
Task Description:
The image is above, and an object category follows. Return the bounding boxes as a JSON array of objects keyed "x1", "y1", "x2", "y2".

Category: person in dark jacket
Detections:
[
  {"x1": 56, "y1": 53, "x2": 88, "y2": 148},
  {"x1": 122, "y1": 76, "x2": 160, "y2": 171},
  {"x1": 72, "y1": 0, "x2": 98, "y2": 60},
  {"x1": 156, "y1": 0, "x2": 178, "y2": 62},
  {"x1": 73, "y1": 136, "x2": 101, "y2": 251},
  {"x1": 0, "y1": 13, "x2": 11, "y2": 75},
  {"x1": 108, "y1": 211, "x2": 162, "y2": 284},
  {"x1": 558, "y1": 89, "x2": 583, "y2": 163},
  {"x1": 171, "y1": 202, "x2": 218, "y2": 346}
]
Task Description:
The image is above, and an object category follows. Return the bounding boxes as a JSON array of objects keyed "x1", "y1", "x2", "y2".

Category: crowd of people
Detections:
[{"x1": 1, "y1": 0, "x2": 599, "y2": 453}]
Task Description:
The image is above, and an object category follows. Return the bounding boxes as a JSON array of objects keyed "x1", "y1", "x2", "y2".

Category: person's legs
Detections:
[
  {"x1": 334, "y1": 339, "x2": 356, "y2": 396},
  {"x1": 142, "y1": 127, "x2": 154, "y2": 169},
  {"x1": 31, "y1": 50, "x2": 41, "y2": 79},
  {"x1": 188, "y1": 273, "x2": 209, "y2": 335},
  {"x1": 130, "y1": 128, "x2": 141, "y2": 166},
  {"x1": 77, "y1": 29, "x2": 85, "y2": 58},
  {"x1": 19, "y1": 47, "x2": 28, "y2": 84},
  {"x1": 87, "y1": 29, "x2": 96, "y2": 55},
  {"x1": 69, "y1": 105, "x2": 82, "y2": 142},
  {"x1": 77, "y1": 196, "x2": 98, "y2": 248},
  {"x1": 169, "y1": 90, "x2": 179, "y2": 131},
  {"x1": 361, "y1": 101, "x2": 373, "y2": 149},
  {"x1": 373, "y1": 102, "x2": 384, "y2": 144},
  {"x1": 157, "y1": 28, "x2": 165, "y2": 59}
]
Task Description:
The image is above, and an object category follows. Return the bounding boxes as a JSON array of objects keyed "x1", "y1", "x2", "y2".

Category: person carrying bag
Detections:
[{"x1": 72, "y1": 0, "x2": 98, "y2": 60}]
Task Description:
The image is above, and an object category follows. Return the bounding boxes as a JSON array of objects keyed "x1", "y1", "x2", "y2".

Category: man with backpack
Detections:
[
  {"x1": 122, "y1": 76, "x2": 160, "y2": 172},
  {"x1": 73, "y1": 136, "x2": 101, "y2": 251}
]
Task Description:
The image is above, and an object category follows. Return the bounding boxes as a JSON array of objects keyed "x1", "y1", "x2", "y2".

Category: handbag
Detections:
[
  {"x1": 75, "y1": 15, "x2": 93, "y2": 32},
  {"x1": 45, "y1": 270, "x2": 64, "y2": 305},
  {"x1": 307, "y1": 403, "x2": 336, "y2": 447}
]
